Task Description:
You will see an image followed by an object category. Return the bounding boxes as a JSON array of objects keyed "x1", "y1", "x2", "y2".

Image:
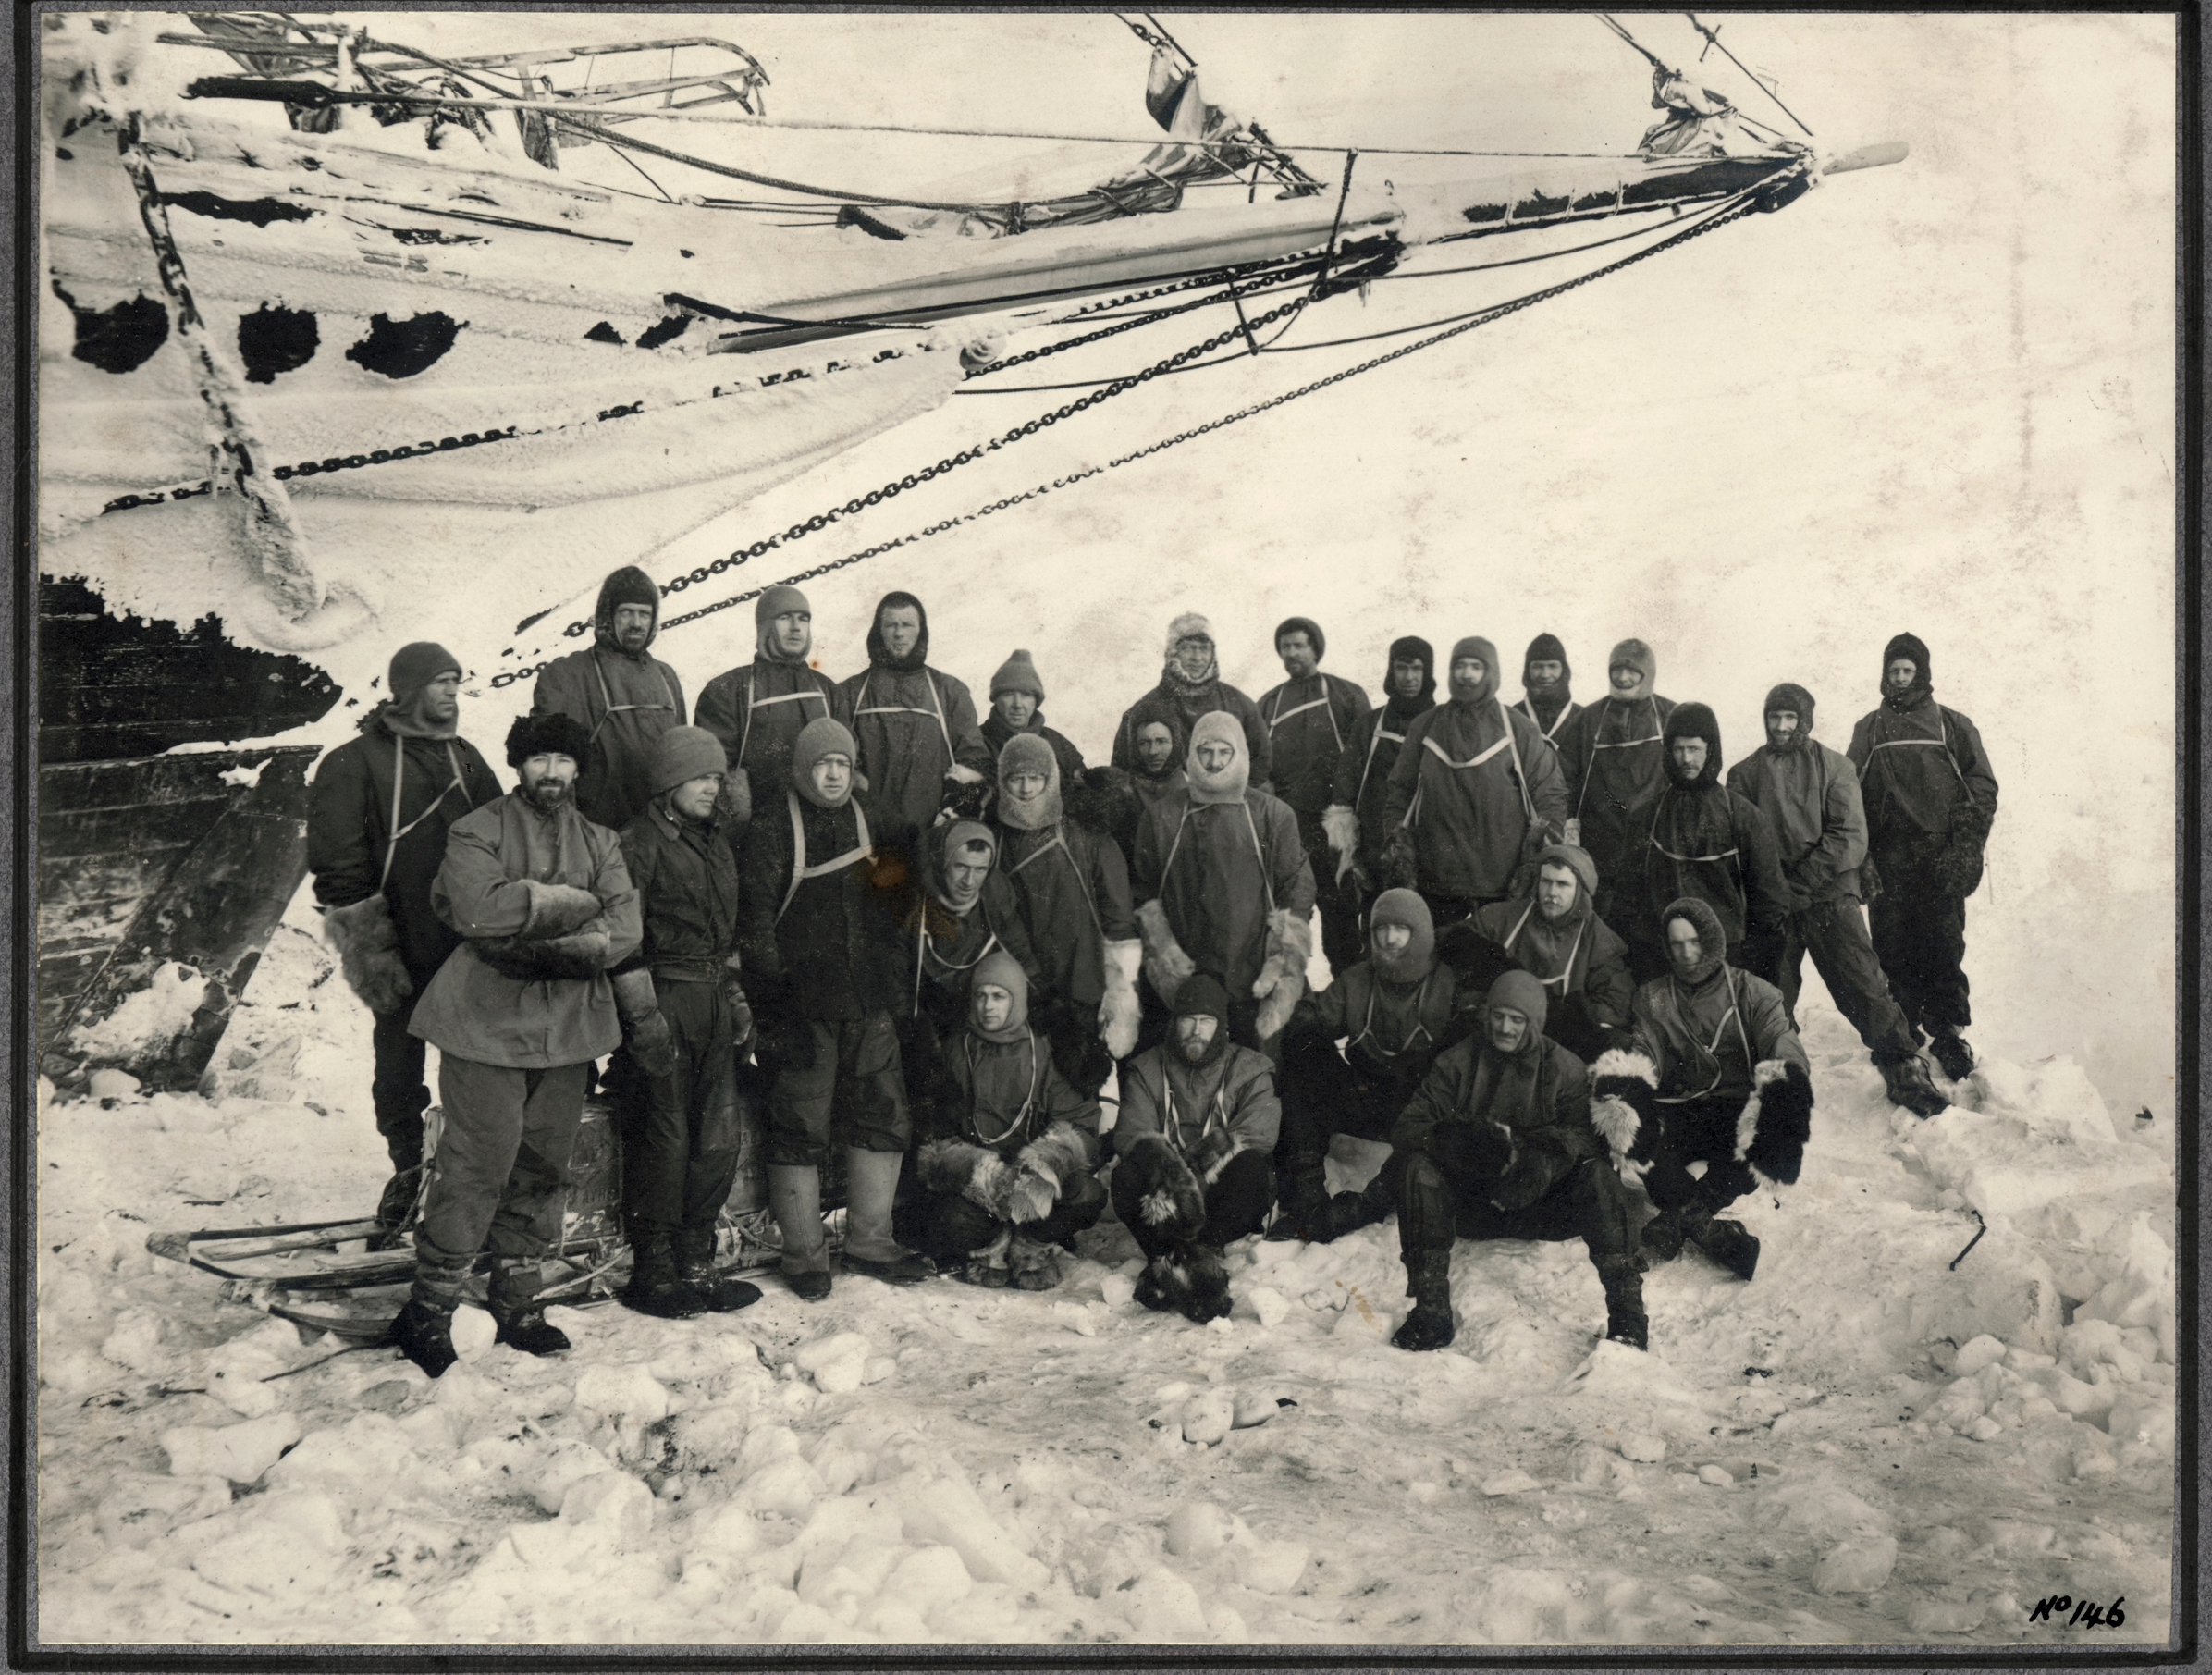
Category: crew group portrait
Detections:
[{"x1": 309, "y1": 566, "x2": 1999, "y2": 1373}]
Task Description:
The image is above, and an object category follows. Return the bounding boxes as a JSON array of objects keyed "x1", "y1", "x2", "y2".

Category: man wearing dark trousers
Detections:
[
  {"x1": 308, "y1": 641, "x2": 503, "y2": 1238},
  {"x1": 1258, "y1": 616, "x2": 1372, "y2": 976}
]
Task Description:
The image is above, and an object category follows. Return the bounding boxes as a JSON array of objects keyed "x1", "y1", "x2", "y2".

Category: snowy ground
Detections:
[{"x1": 31, "y1": 884, "x2": 2177, "y2": 1649}]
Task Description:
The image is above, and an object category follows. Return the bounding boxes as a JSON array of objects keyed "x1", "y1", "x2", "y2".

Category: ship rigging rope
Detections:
[{"x1": 506, "y1": 183, "x2": 1774, "y2": 662}]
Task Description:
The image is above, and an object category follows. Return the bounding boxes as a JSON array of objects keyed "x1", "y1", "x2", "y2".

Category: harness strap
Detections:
[
  {"x1": 777, "y1": 789, "x2": 872, "y2": 924},
  {"x1": 1518, "y1": 696, "x2": 1578, "y2": 743},
  {"x1": 962, "y1": 1028, "x2": 1038, "y2": 1147},
  {"x1": 1573, "y1": 696, "x2": 1663, "y2": 819},
  {"x1": 1352, "y1": 718, "x2": 1405, "y2": 813},
  {"x1": 1411, "y1": 699, "x2": 1537, "y2": 823},
  {"x1": 380, "y1": 737, "x2": 469, "y2": 892},
  {"x1": 1010, "y1": 826, "x2": 1107, "y2": 942},
  {"x1": 1653, "y1": 969, "x2": 1755, "y2": 1104},
  {"x1": 1348, "y1": 967, "x2": 1440, "y2": 1058},
  {"x1": 1265, "y1": 687, "x2": 1345, "y2": 755},
  {"x1": 1160, "y1": 800, "x2": 1279, "y2": 917},
  {"x1": 854, "y1": 668, "x2": 956, "y2": 760},
  {"x1": 586, "y1": 651, "x2": 677, "y2": 747},
  {"x1": 737, "y1": 672, "x2": 828, "y2": 768},
  {"x1": 1499, "y1": 901, "x2": 1588, "y2": 993}
]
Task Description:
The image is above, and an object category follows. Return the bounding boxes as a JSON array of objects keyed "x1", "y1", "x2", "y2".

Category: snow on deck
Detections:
[{"x1": 31, "y1": 883, "x2": 2175, "y2": 1649}]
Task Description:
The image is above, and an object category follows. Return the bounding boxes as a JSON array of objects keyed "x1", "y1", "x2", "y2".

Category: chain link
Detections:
[{"x1": 609, "y1": 190, "x2": 1771, "y2": 657}]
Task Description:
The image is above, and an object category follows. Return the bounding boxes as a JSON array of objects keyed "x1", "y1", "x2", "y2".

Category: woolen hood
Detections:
[
  {"x1": 969, "y1": 947, "x2": 1031, "y2": 1043},
  {"x1": 1483, "y1": 967, "x2": 1549, "y2": 1052},
  {"x1": 754, "y1": 585, "x2": 813, "y2": 665},
  {"x1": 1186, "y1": 710, "x2": 1250, "y2": 805},
  {"x1": 866, "y1": 590, "x2": 931, "y2": 673},
  {"x1": 1446, "y1": 636, "x2": 1500, "y2": 708},
  {"x1": 791, "y1": 716, "x2": 858, "y2": 808},
  {"x1": 1660, "y1": 894, "x2": 1728, "y2": 986},
  {"x1": 1663, "y1": 702, "x2": 1724, "y2": 788},
  {"x1": 1604, "y1": 638, "x2": 1657, "y2": 704},
  {"x1": 1367, "y1": 887, "x2": 1436, "y2": 986}
]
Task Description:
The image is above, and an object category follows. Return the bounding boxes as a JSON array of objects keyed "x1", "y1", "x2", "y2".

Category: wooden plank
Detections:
[
  {"x1": 40, "y1": 802, "x2": 233, "y2": 858},
  {"x1": 39, "y1": 748, "x2": 307, "y2": 811}
]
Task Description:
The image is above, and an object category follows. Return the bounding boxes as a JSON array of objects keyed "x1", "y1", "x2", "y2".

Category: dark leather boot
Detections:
[
  {"x1": 369, "y1": 1165, "x2": 424, "y2": 1252},
  {"x1": 489, "y1": 1256, "x2": 571, "y2": 1355},
  {"x1": 620, "y1": 1233, "x2": 707, "y2": 1320},
  {"x1": 1593, "y1": 1254, "x2": 1649, "y2": 1349},
  {"x1": 1391, "y1": 1251, "x2": 1456, "y2": 1351},
  {"x1": 1637, "y1": 1204, "x2": 1696, "y2": 1265},
  {"x1": 1692, "y1": 1216, "x2": 1761, "y2": 1281},
  {"x1": 675, "y1": 1228, "x2": 761, "y2": 1312},
  {"x1": 387, "y1": 1296, "x2": 458, "y2": 1379},
  {"x1": 1263, "y1": 1153, "x2": 1330, "y2": 1242}
]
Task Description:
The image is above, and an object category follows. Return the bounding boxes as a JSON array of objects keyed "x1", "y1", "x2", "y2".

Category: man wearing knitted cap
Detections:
[
  {"x1": 1324, "y1": 636, "x2": 1433, "y2": 916},
  {"x1": 1258, "y1": 616, "x2": 1372, "y2": 975},
  {"x1": 1270, "y1": 888, "x2": 1464, "y2": 1244},
  {"x1": 885, "y1": 818, "x2": 1049, "y2": 1110},
  {"x1": 1131, "y1": 711, "x2": 1315, "y2": 1061},
  {"x1": 1728, "y1": 684, "x2": 1948, "y2": 1117},
  {"x1": 837, "y1": 590, "x2": 991, "y2": 857},
  {"x1": 1554, "y1": 639, "x2": 1676, "y2": 933},
  {"x1": 389, "y1": 712, "x2": 642, "y2": 1376},
  {"x1": 1111, "y1": 972, "x2": 1282, "y2": 1324},
  {"x1": 1112, "y1": 612, "x2": 1272, "y2": 791},
  {"x1": 1620, "y1": 702, "x2": 1790, "y2": 988},
  {"x1": 695, "y1": 584, "x2": 847, "y2": 816},
  {"x1": 903, "y1": 951, "x2": 1106, "y2": 1291},
  {"x1": 738, "y1": 715, "x2": 932, "y2": 1299},
  {"x1": 532, "y1": 566, "x2": 690, "y2": 834},
  {"x1": 609, "y1": 726, "x2": 765, "y2": 1320},
  {"x1": 1379, "y1": 635, "x2": 1567, "y2": 925},
  {"x1": 1846, "y1": 634, "x2": 2000, "y2": 1083},
  {"x1": 991, "y1": 733, "x2": 1142, "y2": 1097},
  {"x1": 1465, "y1": 842, "x2": 1635, "y2": 1064},
  {"x1": 1515, "y1": 633, "x2": 1579, "y2": 745},
  {"x1": 1389, "y1": 969, "x2": 1647, "y2": 1352},
  {"x1": 1591, "y1": 896, "x2": 1814, "y2": 1284},
  {"x1": 981, "y1": 649, "x2": 1087, "y2": 786},
  {"x1": 310, "y1": 642, "x2": 505, "y2": 1238}
]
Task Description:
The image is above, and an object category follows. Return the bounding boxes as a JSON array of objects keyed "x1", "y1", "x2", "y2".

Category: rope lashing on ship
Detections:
[
  {"x1": 566, "y1": 185, "x2": 1776, "y2": 660},
  {"x1": 1685, "y1": 13, "x2": 1815, "y2": 137}
]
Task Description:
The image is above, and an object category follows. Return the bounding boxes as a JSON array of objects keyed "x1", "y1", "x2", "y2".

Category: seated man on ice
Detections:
[
  {"x1": 1389, "y1": 970, "x2": 1646, "y2": 1354},
  {"x1": 1110, "y1": 973, "x2": 1281, "y2": 1324},
  {"x1": 1449, "y1": 842, "x2": 1636, "y2": 1064},
  {"x1": 900, "y1": 951, "x2": 1105, "y2": 1290},
  {"x1": 1591, "y1": 896, "x2": 1814, "y2": 1285},
  {"x1": 1268, "y1": 889, "x2": 1462, "y2": 1245}
]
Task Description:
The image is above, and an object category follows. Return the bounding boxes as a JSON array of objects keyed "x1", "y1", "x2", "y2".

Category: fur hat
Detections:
[
  {"x1": 1659, "y1": 895, "x2": 1728, "y2": 984},
  {"x1": 595, "y1": 566, "x2": 660, "y2": 648},
  {"x1": 505, "y1": 711, "x2": 593, "y2": 770},
  {"x1": 1605, "y1": 639, "x2": 1657, "y2": 702},
  {"x1": 1662, "y1": 701, "x2": 1723, "y2": 786},
  {"x1": 1763, "y1": 682, "x2": 1817, "y2": 735},
  {"x1": 648, "y1": 725, "x2": 726, "y2": 795},
  {"x1": 387, "y1": 641, "x2": 461, "y2": 704},
  {"x1": 1171, "y1": 971, "x2": 1231, "y2": 1026},
  {"x1": 1882, "y1": 632, "x2": 1931, "y2": 684},
  {"x1": 990, "y1": 648, "x2": 1045, "y2": 701},
  {"x1": 792, "y1": 716, "x2": 858, "y2": 806},
  {"x1": 1274, "y1": 616, "x2": 1326, "y2": 660},
  {"x1": 1164, "y1": 611, "x2": 1213, "y2": 659}
]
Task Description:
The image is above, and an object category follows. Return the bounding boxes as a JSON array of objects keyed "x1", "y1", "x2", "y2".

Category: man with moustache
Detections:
[
  {"x1": 1728, "y1": 684, "x2": 1947, "y2": 1116},
  {"x1": 1258, "y1": 616, "x2": 1372, "y2": 975},
  {"x1": 1514, "y1": 633, "x2": 1580, "y2": 745},
  {"x1": 1553, "y1": 639, "x2": 1676, "y2": 935},
  {"x1": 694, "y1": 585, "x2": 847, "y2": 815},
  {"x1": 389, "y1": 713, "x2": 641, "y2": 1376},
  {"x1": 1621, "y1": 702, "x2": 1790, "y2": 986},
  {"x1": 532, "y1": 566, "x2": 689, "y2": 832},
  {"x1": 1379, "y1": 635, "x2": 1567, "y2": 926},
  {"x1": 1113, "y1": 612, "x2": 1272, "y2": 791},
  {"x1": 1324, "y1": 635, "x2": 1434, "y2": 918},
  {"x1": 310, "y1": 641, "x2": 505, "y2": 1238},
  {"x1": 1465, "y1": 842, "x2": 1635, "y2": 1064},
  {"x1": 838, "y1": 589, "x2": 992, "y2": 856}
]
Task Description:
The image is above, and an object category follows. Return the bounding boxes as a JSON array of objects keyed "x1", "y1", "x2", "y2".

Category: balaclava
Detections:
[
  {"x1": 1367, "y1": 887, "x2": 1437, "y2": 987},
  {"x1": 1522, "y1": 632, "x2": 1573, "y2": 727},
  {"x1": 791, "y1": 716, "x2": 858, "y2": 809},
  {"x1": 1604, "y1": 638, "x2": 1657, "y2": 705},
  {"x1": 930, "y1": 819, "x2": 997, "y2": 914},
  {"x1": 1384, "y1": 634, "x2": 1436, "y2": 722},
  {"x1": 385, "y1": 641, "x2": 461, "y2": 739},
  {"x1": 1483, "y1": 967, "x2": 1550, "y2": 1057},
  {"x1": 1661, "y1": 894, "x2": 1728, "y2": 987},
  {"x1": 866, "y1": 589, "x2": 930, "y2": 674},
  {"x1": 1882, "y1": 633, "x2": 1934, "y2": 712},
  {"x1": 1186, "y1": 710, "x2": 1250, "y2": 806},
  {"x1": 1171, "y1": 970, "x2": 1234, "y2": 1069},
  {"x1": 1164, "y1": 611, "x2": 1219, "y2": 694},
  {"x1": 1446, "y1": 636, "x2": 1500, "y2": 708},
  {"x1": 969, "y1": 947, "x2": 1031, "y2": 1044},
  {"x1": 1763, "y1": 682, "x2": 1817, "y2": 752},
  {"x1": 995, "y1": 733, "x2": 1063, "y2": 831},
  {"x1": 755, "y1": 585, "x2": 813, "y2": 665},
  {"x1": 596, "y1": 565, "x2": 660, "y2": 657},
  {"x1": 1662, "y1": 701, "x2": 1723, "y2": 789}
]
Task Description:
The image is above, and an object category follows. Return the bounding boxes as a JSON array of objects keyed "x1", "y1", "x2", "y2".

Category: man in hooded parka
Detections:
[
  {"x1": 1553, "y1": 638, "x2": 1676, "y2": 933},
  {"x1": 694, "y1": 585, "x2": 847, "y2": 816},
  {"x1": 838, "y1": 589, "x2": 992, "y2": 857},
  {"x1": 1515, "y1": 632, "x2": 1580, "y2": 746},
  {"x1": 1112, "y1": 611, "x2": 1272, "y2": 791},
  {"x1": 1466, "y1": 842, "x2": 1635, "y2": 1063},
  {"x1": 310, "y1": 641, "x2": 504, "y2": 1234},
  {"x1": 390, "y1": 714, "x2": 641, "y2": 1377},
  {"x1": 902, "y1": 951, "x2": 1106, "y2": 1291},
  {"x1": 532, "y1": 565, "x2": 690, "y2": 833},
  {"x1": 1592, "y1": 896, "x2": 1814, "y2": 1286},
  {"x1": 1388, "y1": 970, "x2": 1646, "y2": 1354},
  {"x1": 1323, "y1": 635, "x2": 1434, "y2": 918},
  {"x1": 1110, "y1": 973, "x2": 1282, "y2": 1324},
  {"x1": 1132, "y1": 712, "x2": 1316, "y2": 1060},
  {"x1": 884, "y1": 818, "x2": 1049, "y2": 1108},
  {"x1": 1845, "y1": 634, "x2": 2000, "y2": 1084},
  {"x1": 738, "y1": 717, "x2": 934, "y2": 1299},
  {"x1": 990, "y1": 733, "x2": 1143, "y2": 1096},
  {"x1": 1269, "y1": 889, "x2": 1463, "y2": 1244},
  {"x1": 1379, "y1": 635, "x2": 1567, "y2": 925},
  {"x1": 1728, "y1": 682, "x2": 1948, "y2": 1117},
  {"x1": 1622, "y1": 702, "x2": 1791, "y2": 988},
  {"x1": 1258, "y1": 616, "x2": 1373, "y2": 975}
]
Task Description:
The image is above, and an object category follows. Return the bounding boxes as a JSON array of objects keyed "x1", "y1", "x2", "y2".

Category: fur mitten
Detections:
[
  {"x1": 1136, "y1": 899, "x2": 1196, "y2": 1004},
  {"x1": 1115, "y1": 1132, "x2": 1207, "y2": 1244},
  {"x1": 323, "y1": 895, "x2": 412, "y2": 1015},
  {"x1": 1933, "y1": 801, "x2": 1993, "y2": 898},
  {"x1": 1321, "y1": 805, "x2": 1361, "y2": 883},
  {"x1": 1736, "y1": 1058, "x2": 1813, "y2": 1188},
  {"x1": 1134, "y1": 1243, "x2": 1233, "y2": 1324},
  {"x1": 1381, "y1": 824, "x2": 1419, "y2": 892},
  {"x1": 473, "y1": 929, "x2": 611, "y2": 981},
  {"x1": 519, "y1": 880, "x2": 604, "y2": 937},
  {"x1": 916, "y1": 1138, "x2": 1014, "y2": 1213},
  {"x1": 1590, "y1": 1049, "x2": 1660, "y2": 1189},
  {"x1": 1014, "y1": 1121, "x2": 1096, "y2": 1196},
  {"x1": 1251, "y1": 908, "x2": 1312, "y2": 1040},
  {"x1": 1098, "y1": 938, "x2": 1144, "y2": 1059}
]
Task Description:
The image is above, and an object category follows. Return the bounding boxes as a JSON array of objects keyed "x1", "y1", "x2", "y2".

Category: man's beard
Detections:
[
  {"x1": 528, "y1": 779, "x2": 571, "y2": 811},
  {"x1": 1538, "y1": 899, "x2": 1575, "y2": 924},
  {"x1": 1177, "y1": 1031, "x2": 1225, "y2": 1066}
]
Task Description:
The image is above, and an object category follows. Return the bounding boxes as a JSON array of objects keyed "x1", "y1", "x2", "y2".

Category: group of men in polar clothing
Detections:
[{"x1": 309, "y1": 572, "x2": 1997, "y2": 1370}]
